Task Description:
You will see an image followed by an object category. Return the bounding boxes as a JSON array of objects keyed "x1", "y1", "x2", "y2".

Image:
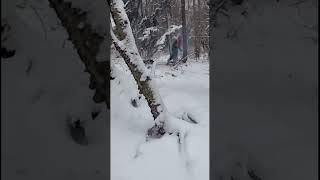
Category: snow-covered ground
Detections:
[{"x1": 111, "y1": 55, "x2": 209, "y2": 180}]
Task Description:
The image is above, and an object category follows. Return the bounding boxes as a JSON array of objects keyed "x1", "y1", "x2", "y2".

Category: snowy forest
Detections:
[
  {"x1": 110, "y1": 0, "x2": 209, "y2": 179},
  {"x1": 1, "y1": 0, "x2": 318, "y2": 180}
]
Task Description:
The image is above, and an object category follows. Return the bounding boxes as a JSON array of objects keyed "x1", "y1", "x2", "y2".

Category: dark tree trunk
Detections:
[
  {"x1": 167, "y1": 1, "x2": 172, "y2": 55},
  {"x1": 181, "y1": 0, "x2": 188, "y2": 62},
  {"x1": 193, "y1": 0, "x2": 200, "y2": 58}
]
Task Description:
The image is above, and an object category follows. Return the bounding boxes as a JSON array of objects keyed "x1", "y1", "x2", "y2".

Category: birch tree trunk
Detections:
[{"x1": 109, "y1": 0, "x2": 168, "y2": 138}]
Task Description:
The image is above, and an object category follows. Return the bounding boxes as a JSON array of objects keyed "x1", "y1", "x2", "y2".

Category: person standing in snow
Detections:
[{"x1": 167, "y1": 35, "x2": 182, "y2": 65}]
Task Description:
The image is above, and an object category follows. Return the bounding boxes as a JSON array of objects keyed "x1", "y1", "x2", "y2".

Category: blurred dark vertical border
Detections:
[
  {"x1": 1, "y1": 1, "x2": 110, "y2": 179},
  {"x1": 209, "y1": 0, "x2": 318, "y2": 180}
]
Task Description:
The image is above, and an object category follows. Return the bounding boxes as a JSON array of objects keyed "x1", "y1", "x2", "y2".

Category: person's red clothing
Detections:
[{"x1": 176, "y1": 36, "x2": 182, "y2": 48}]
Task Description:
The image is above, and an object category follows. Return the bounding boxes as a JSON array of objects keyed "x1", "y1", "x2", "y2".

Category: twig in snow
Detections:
[
  {"x1": 181, "y1": 112, "x2": 198, "y2": 124},
  {"x1": 25, "y1": 59, "x2": 33, "y2": 75},
  {"x1": 172, "y1": 51, "x2": 196, "y2": 69}
]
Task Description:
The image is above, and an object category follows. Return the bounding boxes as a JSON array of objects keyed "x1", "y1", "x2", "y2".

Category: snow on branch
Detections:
[
  {"x1": 138, "y1": 27, "x2": 159, "y2": 41},
  {"x1": 156, "y1": 25, "x2": 182, "y2": 46}
]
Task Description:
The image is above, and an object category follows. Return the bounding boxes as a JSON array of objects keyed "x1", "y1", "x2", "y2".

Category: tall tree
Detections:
[
  {"x1": 166, "y1": 0, "x2": 172, "y2": 55},
  {"x1": 181, "y1": 0, "x2": 188, "y2": 62},
  {"x1": 193, "y1": 0, "x2": 201, "y2": 58}
]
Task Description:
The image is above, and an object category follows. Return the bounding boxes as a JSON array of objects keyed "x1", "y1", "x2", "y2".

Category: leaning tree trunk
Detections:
[
  {"x1": 109, "y1": 0, "x2": 168, "y2": 138},
  {"x1": 181, "y1": 0, "x2": 188, "y2": 62},
  {"x1": 48, "y1": 0, "x2": 110, "y2": 109}
]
